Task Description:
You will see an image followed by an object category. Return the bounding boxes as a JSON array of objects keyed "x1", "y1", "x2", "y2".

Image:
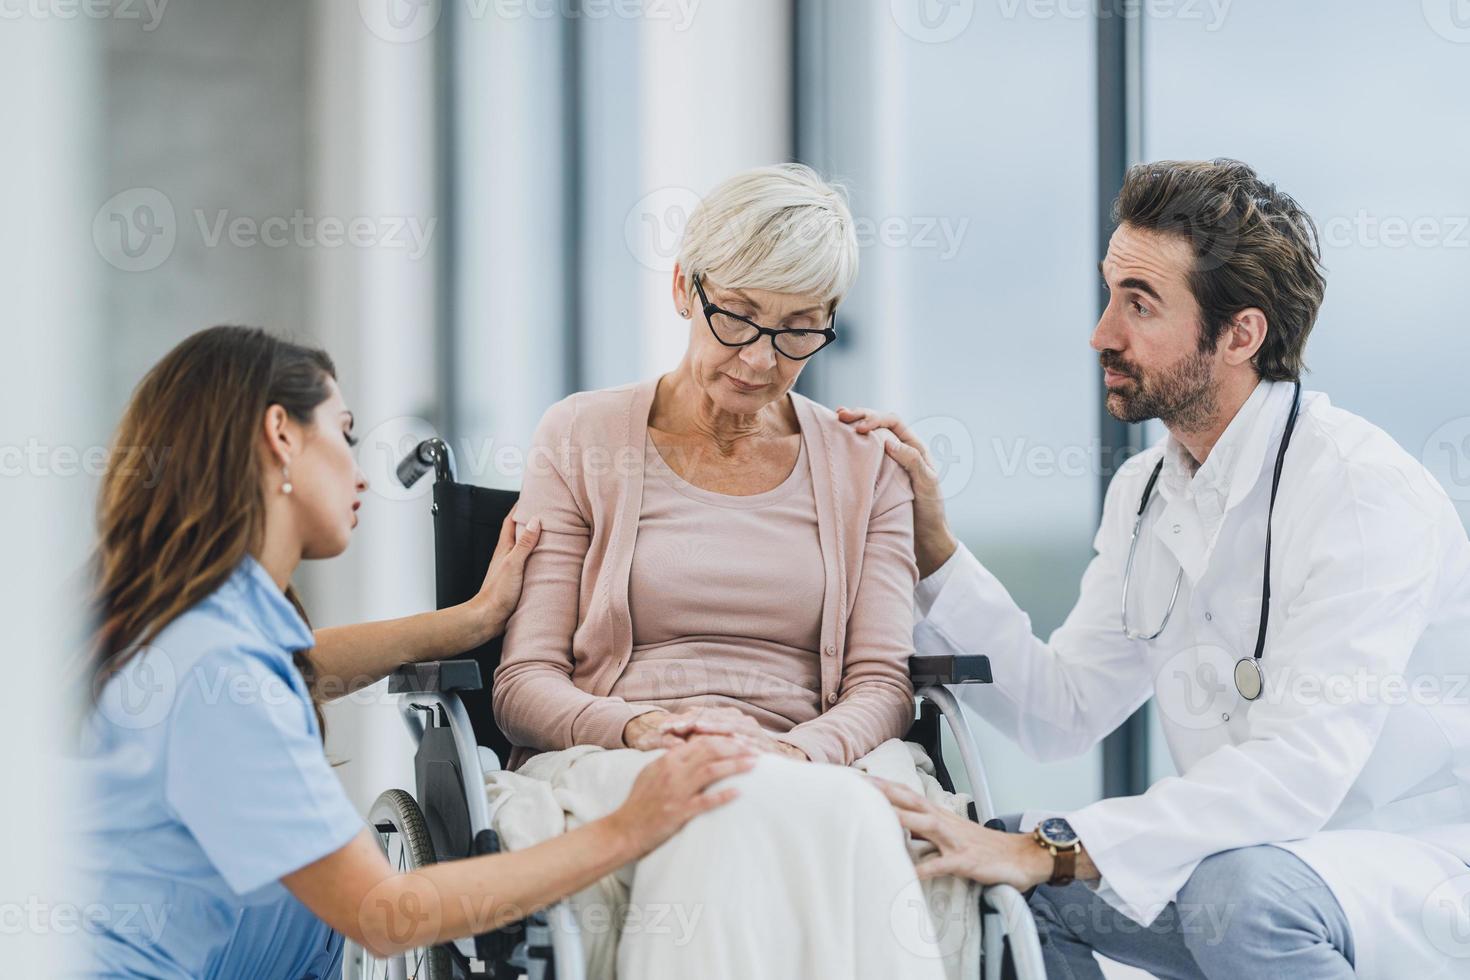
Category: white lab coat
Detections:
[{"x1": 913, "y1": 380, "x2": 1470, "y2": 978}]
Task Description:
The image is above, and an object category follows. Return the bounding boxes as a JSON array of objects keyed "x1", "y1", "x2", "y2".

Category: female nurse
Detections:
[{"x1": 73, "y1": 325, "x2": 755, "y2": 978}]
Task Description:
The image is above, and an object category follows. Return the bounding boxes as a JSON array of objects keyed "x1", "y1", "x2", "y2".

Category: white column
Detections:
[
  {"x1": 305, "y1": 0, "x2": 442, "y2": 812},
  {"x1": 634, "y1": 0, "x2": 794, "y2": 377},
  {"x1": 0, "y1": 12, "x2": 101, "y2": 973}
]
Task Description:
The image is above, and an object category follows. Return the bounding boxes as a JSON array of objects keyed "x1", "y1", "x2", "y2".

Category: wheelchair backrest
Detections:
[{"x1": 431, "y1": 480, "x2": 519, "y2": 765}]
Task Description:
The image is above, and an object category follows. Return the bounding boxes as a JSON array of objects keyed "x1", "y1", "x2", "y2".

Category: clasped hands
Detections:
[{"x1": 622, "y1": 706, "x2": 809, "y2": 762}]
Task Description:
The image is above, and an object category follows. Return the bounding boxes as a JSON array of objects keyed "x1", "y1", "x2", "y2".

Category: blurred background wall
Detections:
[{"x1": 8, "y1": 3, "x2": 1468, "y2": 968}]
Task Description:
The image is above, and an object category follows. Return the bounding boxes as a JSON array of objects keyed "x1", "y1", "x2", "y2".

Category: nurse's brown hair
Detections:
[{"x1": 88, "y1": 325, "x2": 336, "y2": 737}]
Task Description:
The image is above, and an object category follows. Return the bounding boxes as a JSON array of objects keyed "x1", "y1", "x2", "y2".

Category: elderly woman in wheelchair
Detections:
[{"x1": 484, "y1": 164, "x2": 988, "y2": 979}]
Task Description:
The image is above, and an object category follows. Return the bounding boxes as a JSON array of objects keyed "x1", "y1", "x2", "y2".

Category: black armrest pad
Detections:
[
  {"x1": 388, "y1": 659, "x2": 483, "y2": 695},
  {"x1": 908, "y1": 653, "x2": 993, "y2": 687}
]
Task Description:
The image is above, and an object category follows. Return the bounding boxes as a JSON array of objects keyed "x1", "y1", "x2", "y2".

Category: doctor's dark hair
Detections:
[
  {"x1": 1114, "y1": 159, "x2": 1327, "y2": 382},
  {"x1": 88, "y1": 325, "x2": 335, "y2": 740}
]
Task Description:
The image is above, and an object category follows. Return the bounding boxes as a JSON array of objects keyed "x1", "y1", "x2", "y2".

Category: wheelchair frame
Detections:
[{"x1": 344, "y1": 438, "x2": 1045, "y2": 980}]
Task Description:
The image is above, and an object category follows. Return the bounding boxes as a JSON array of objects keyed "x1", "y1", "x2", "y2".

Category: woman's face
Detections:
[
  {"x1": 277, "y1": 378, "x2": 368, "y2": 559},
  {"x1": 674, "y1": 268, "x2": 829, "y2": 415}
]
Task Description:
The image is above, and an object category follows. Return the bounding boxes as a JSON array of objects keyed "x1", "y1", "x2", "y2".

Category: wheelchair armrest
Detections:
[
  {"x1": 908, "y1": 653, "x2": 992, "y2": 687},
  {"x1": 387, "y1": 659, "x2": 484, "y2": 695}
]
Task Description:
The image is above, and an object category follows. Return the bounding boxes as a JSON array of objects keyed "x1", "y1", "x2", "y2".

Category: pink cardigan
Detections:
[{"x1": 493, "y1": 378, "x2": 918, "y2": 768}]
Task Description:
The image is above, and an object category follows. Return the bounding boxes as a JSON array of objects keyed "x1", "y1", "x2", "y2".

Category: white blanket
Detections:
[{"x1": 483, "y1": 738, "x2": 981, "y2": 979}]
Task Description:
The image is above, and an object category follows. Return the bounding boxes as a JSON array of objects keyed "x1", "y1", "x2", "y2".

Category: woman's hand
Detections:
[
  {"x1": 468, "y1": 510, "x2": 542, "y2": 643},
  {"x1": 608, "y1": 737, "x2": 757, "y2": 856},
  {"x1": 657, "y1": 708, "x2": 810, "y2": 761},
  {"x1": 623, "y1": 707, "x2": 766, "y2": 751},
  {"x1": 835, "y1": 407, "x2": 959, "y2": 579},
  {"x1": 869, "y1": 777, "x2": 1052, "y2": 891}
]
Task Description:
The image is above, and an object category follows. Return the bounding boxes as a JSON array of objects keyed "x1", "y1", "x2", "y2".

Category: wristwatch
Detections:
[{"x1": 1033, "y1": 817, "x2": 1082, "y2": 886}]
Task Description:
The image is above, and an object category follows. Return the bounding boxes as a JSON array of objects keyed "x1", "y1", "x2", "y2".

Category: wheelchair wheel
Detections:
[{"x1": 342, "y1": 789, "x2": 455, "y2": 980}]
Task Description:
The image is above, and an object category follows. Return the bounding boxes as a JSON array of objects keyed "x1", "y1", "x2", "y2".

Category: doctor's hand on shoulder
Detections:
[{"x1": 837, "y1": 406, "x2": 958, "y2": 578}]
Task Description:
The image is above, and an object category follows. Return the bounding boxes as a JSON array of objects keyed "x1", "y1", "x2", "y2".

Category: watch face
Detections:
[{"x1": 1038, "y1": 817, "x2": 1078, "y2": 847}]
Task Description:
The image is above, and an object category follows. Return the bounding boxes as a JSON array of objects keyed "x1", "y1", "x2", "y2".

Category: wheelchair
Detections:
[{"x1": 343, "y1": 438, "x2": 1046, "y2": 980}]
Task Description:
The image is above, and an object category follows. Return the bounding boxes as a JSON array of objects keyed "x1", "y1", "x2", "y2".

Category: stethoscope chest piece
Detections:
[{"x1": 1234, "y1": 658, "x2": 1264, "y2": 701}]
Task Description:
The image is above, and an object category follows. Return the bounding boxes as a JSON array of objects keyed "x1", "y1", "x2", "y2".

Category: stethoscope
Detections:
[{"x1": 1120, "y1": 380, "x2": 1302, "y2": 701}]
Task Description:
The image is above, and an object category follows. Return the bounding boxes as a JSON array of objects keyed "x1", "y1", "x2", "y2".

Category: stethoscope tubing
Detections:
[{"x1": 1120, "y1": 381, "x2": 1304, "y2": 699}]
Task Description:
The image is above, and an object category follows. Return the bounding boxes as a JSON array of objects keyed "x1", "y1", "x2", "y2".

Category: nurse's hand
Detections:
[
  {"x1": 610, "y1": 737, "x2": 757, "y2": 856},
  {"x1": 835, "y1": 407, "x2": 958, "y2": 579},
  {"x1": 470, "y1": 510, "x2": 542, "y2": 642},
  {"x1": 868, "y1": 777, "x2": 1056, "y2": 891}
]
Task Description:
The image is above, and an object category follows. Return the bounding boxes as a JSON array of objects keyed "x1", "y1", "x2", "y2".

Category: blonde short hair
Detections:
[{"x1": 677, "y1": 163, "x2": 859, "y2": 312}]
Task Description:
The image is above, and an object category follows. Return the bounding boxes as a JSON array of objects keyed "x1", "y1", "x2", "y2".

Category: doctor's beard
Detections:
[{"x1": 1100, "y1": 345, "x2": 1218, "y2": 432}]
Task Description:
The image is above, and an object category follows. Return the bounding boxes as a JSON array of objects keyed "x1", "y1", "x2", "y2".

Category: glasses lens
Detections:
[
  {"x1": 773, "y1": 331, "x2": 829, "y2": 359},
  {"x1": 708, "y1": 311, "x2": 760, "y2": 346}
]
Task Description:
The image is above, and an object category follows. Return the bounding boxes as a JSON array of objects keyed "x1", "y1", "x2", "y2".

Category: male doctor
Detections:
[{"x1": 843, "y1": 159, "x2": 1470, "y2": 978}]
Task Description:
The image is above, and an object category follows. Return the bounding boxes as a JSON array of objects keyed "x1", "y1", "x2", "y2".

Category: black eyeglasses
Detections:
[{"x1": 693, "y1": 274, "x2": 837, "y2": 361}]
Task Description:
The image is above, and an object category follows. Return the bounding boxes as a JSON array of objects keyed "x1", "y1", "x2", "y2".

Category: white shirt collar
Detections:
[{"x1": 1158, "y1": 379, "x2": 1293, "y2": 513}]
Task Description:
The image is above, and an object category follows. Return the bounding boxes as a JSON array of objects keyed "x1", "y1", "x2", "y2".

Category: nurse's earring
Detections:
[{"x1": 281, "y1": 463, "x2": 293, "y2": 495}]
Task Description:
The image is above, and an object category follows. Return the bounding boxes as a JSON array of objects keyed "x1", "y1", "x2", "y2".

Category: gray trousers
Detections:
[{"x1": 1001, "y1": 817, "x2": 1356, "y2": 978}]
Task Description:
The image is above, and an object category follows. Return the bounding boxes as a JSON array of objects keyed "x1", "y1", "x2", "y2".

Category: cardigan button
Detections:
[
  {"x1": 823, "y1": 645, "x2": 835, "y2": 657},
  {"x1": 827, "y1": 692, "x2": 838, "y2": 705}
]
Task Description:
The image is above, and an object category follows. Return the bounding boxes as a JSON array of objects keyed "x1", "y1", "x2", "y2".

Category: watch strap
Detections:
[{"x1": 1050, "y1": 843, "x2": 1077, "y2": 887}]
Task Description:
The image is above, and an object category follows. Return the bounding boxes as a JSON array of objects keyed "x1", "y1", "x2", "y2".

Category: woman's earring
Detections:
[
  {"x1": 679, "y1": 308, "x2": 690, "y2": 318},
  {"x1": 281, "y1": 464, "x2": 293, "y2": 495}
]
